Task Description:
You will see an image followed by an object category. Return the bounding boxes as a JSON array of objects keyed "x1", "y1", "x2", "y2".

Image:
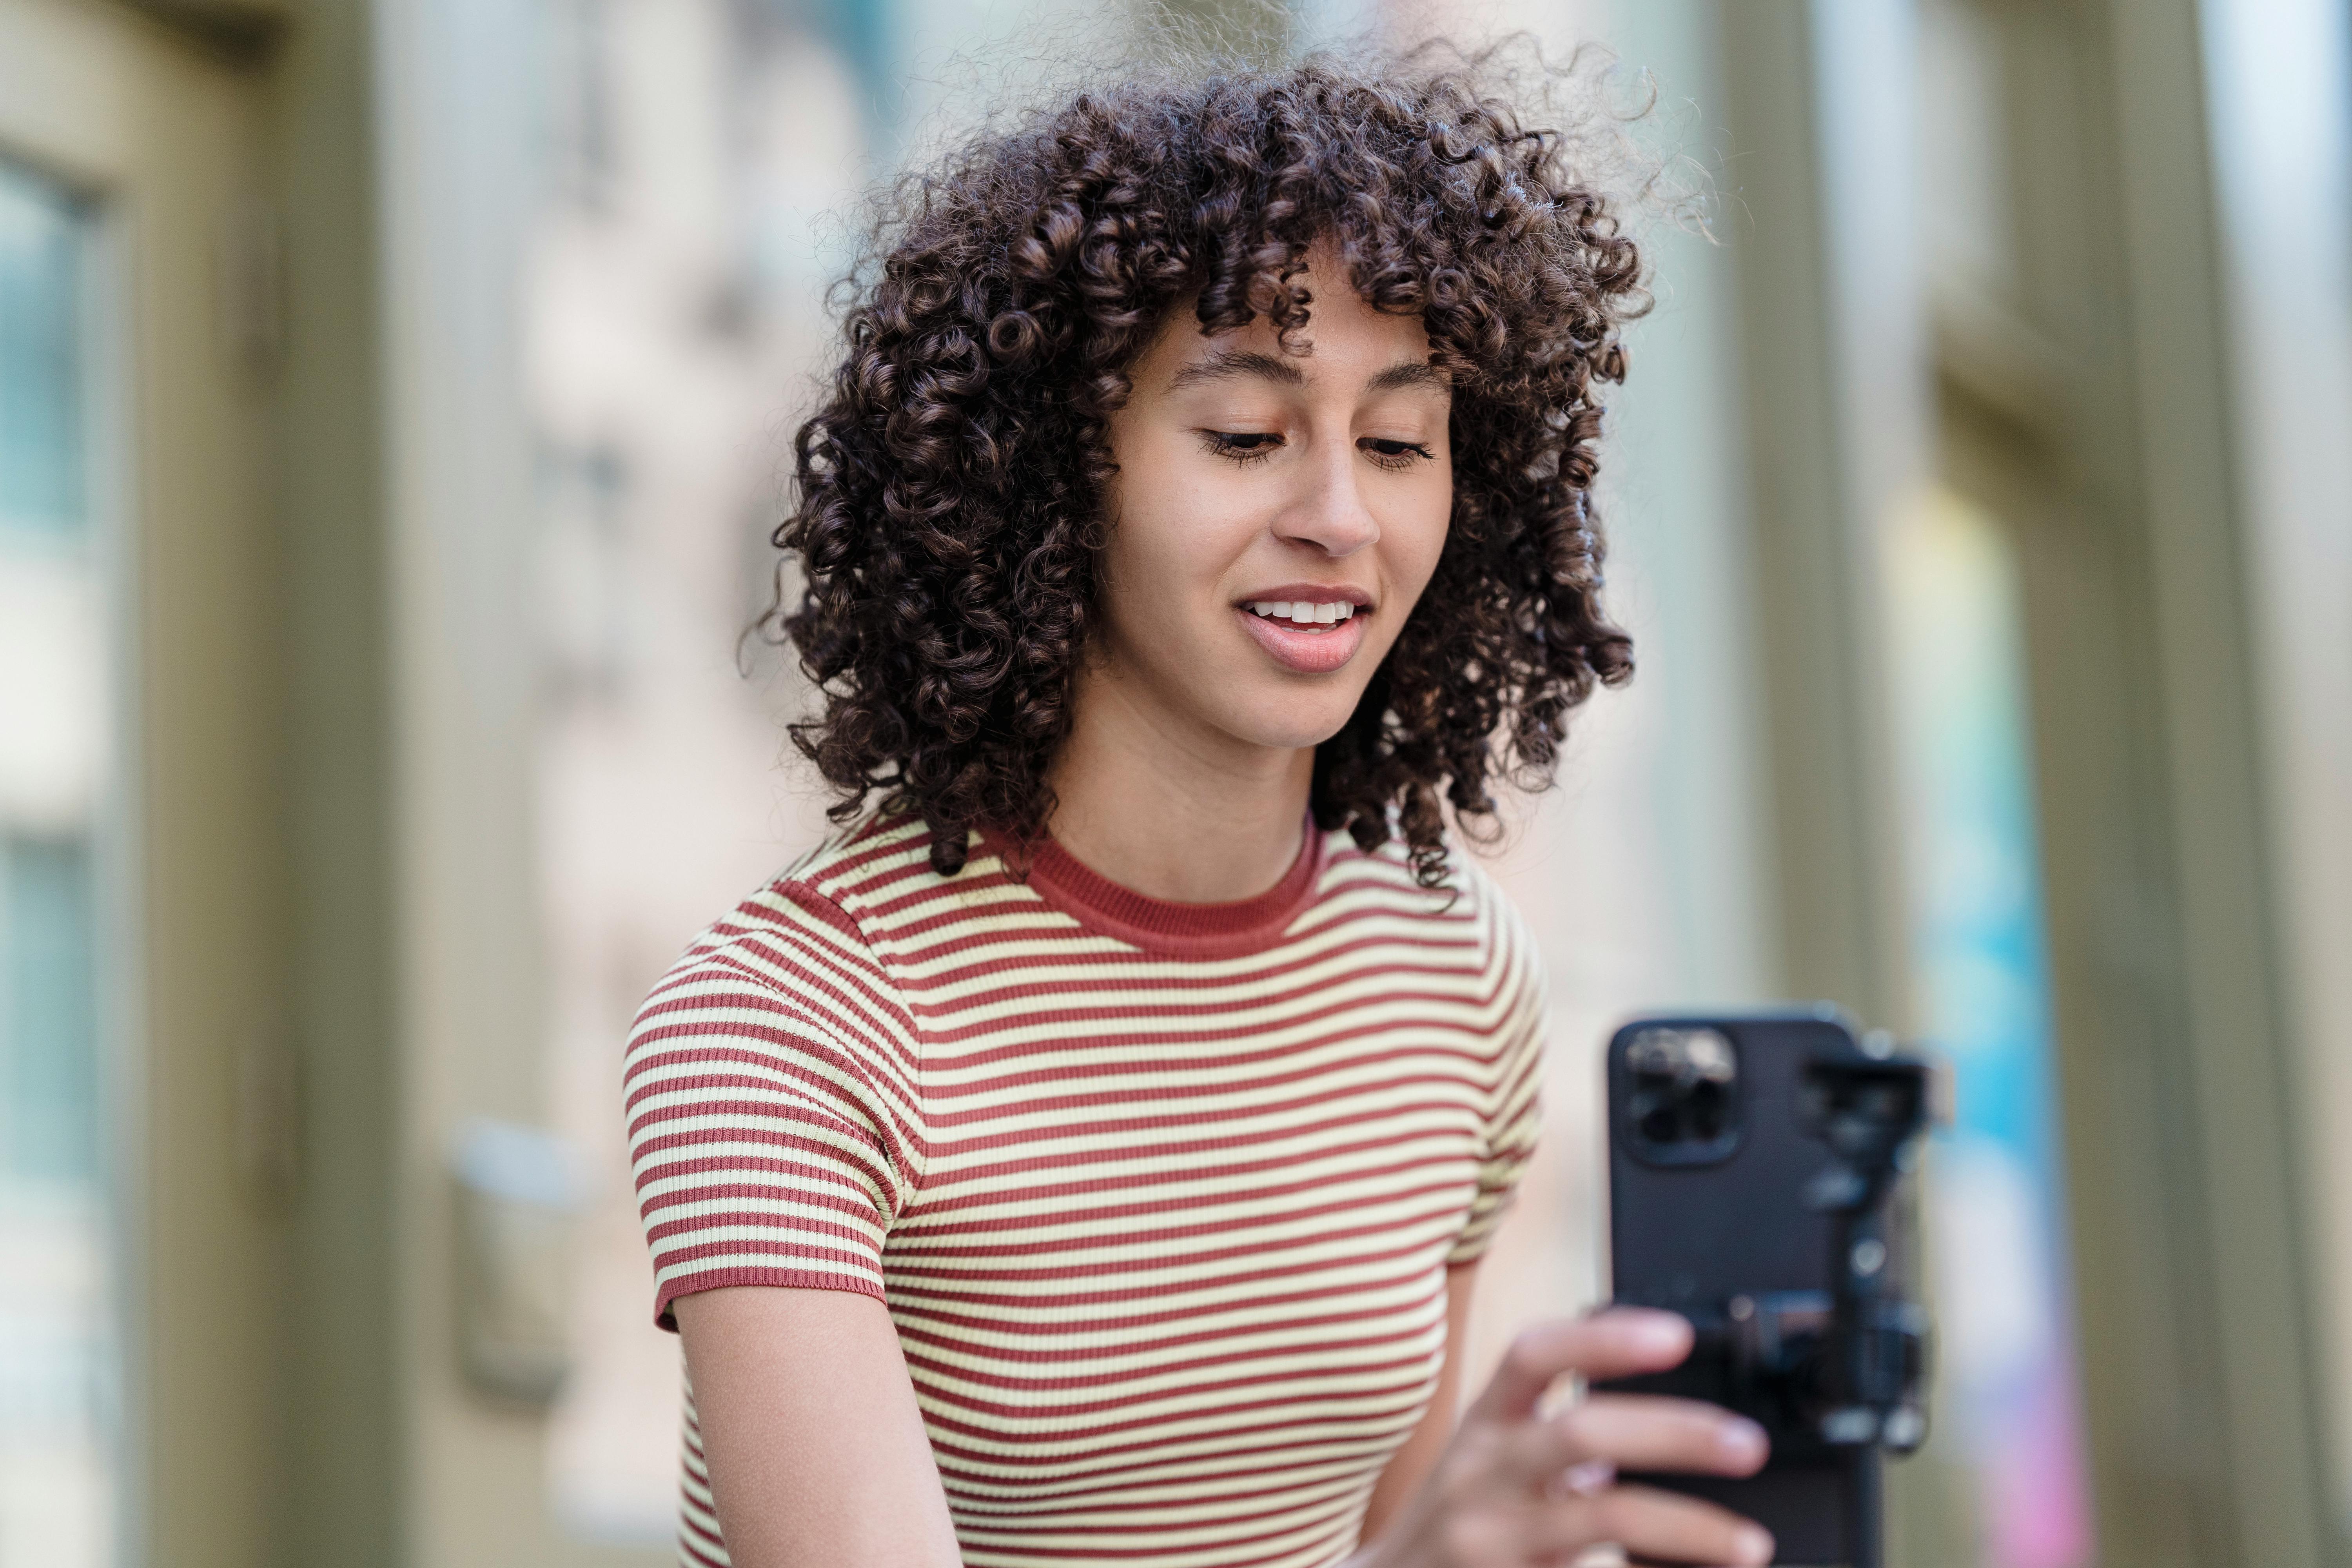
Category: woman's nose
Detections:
[{"x1": 1274, "y1": 441, "x2": 1380, "y2": 557}]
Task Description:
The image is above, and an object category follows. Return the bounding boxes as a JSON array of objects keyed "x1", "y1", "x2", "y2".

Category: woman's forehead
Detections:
[{"x1": 1147, "y1": 305, "x2": 1445, "y2": 397}]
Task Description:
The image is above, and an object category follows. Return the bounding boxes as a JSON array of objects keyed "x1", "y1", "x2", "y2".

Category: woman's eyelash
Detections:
[
  {"x1": 1199, "y1": 430, "x2": 1282, "y2": 466},
  {"x1": 1198, "y1": 432, "x2": 1436, "y2": 470},
  {"x1": 1363, "y1": 438, "x2": 1435, "y2": 471}
]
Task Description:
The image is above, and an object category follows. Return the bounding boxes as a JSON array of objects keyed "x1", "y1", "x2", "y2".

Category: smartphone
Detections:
[{"x1": 1599, "y1": 1006, "x2": 1929, "y2": 1568}]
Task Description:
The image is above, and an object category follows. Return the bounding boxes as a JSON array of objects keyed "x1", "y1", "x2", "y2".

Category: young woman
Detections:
[{"x1": 625, "y1": 53, "x2": 1776, "y2": 1568}]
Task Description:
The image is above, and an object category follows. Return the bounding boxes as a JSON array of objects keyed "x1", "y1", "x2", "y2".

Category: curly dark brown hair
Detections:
[{"x1": 768, "y1": 47, "x2": 1643, "y2": 886}]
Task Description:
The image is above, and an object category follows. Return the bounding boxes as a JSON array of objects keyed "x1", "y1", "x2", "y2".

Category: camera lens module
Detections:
[{"x1": 1622, "y1": 1025, "x2": 1743, "y2": 1166}]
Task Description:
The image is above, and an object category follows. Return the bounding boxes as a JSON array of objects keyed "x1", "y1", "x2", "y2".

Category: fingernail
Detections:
[
  {"x1": 1718, "y1": 1417, "x2": 1768, "y2": 1465},
  {"x1": 1735, "y1": 1523, "x2": 1775, "y2": 1564},
  {"x1": 1622, "y1": 1308, "x2": 1689, "y2": 1347}
]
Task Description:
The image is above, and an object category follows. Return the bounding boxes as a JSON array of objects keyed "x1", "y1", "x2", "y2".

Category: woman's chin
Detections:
[{"x1": 1211, "y1": 690, "x2": 1369, "y2": 755}]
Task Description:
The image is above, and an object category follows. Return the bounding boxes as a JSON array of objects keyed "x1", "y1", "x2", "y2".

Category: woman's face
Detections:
[{"x1": 1095, "y1": 257, "x2": 1454, "y2": 759}]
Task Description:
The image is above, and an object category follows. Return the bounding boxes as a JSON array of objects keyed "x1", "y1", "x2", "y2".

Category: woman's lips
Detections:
[{"x1": 1236, "y1": 604, "x2": 1369, "y2": 673}]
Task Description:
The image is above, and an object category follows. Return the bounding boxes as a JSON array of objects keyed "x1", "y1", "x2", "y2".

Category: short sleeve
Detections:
[
  {"x1": 1446, "y1": 890, "x2": 1549, "y2": 1268},
  {"x1": 624, "y1": 920, "x2": 922, "y2": 1330}
]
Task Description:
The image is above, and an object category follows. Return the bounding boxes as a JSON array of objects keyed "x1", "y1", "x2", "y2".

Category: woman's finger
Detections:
[
  {"x1": 1561, "y1": 1395, "x2": 1769, "y2": 1477},
  {"x1": 1465, "y1": 1310, "x2": 1695, "y2": 1423},
  {"x1": 1480, "y1": 1394, "x2": 1766, "y2": 1490},
  {"x1": 1528, "y1": 1481, "x2": 1776, "y2": 1567}
]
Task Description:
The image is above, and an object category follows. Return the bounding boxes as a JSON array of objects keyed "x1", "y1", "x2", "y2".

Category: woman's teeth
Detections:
[{"x1": 1247, "y1": 600, "x2": 1356, "y2": 626}]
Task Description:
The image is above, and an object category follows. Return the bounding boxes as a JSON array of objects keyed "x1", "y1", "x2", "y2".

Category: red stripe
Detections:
[
  {"x1": 915, "y1": 995, "x2": 1509, "y2": 1072},
  {"x1": 936, "y1": 1449, "x2": 1409, "y2": 1519},
  {"x1": 631, "y1": 1138, "x2": 897, "y2": 1205},
  {"x1": 887, "y1": 900, "x2": 1478, "y2": 984},
  {"x1": 644, "y1": 1201, "x2": 878, "y2": 1251},
  {"x1": 913, "y1": 1060, "x2": 1490, "y2": 1132},
  {"x1": 900, "y1": 1318, "x2": 1443, "y2": 1401},
  {"x1": 941, "y1": 1435, "x2": 1409, "y2": 1503},
  {"x1": 887, "y1": 1152, "x2": 1471, "y2": 1238},
  {"x1": 653, "y1": 1261, "x2": 881, "y2": 1330},
  {"x1": 954, "y1": 1491, "x2": 1360, "y2": 1551},
  {"x1": 923, "y1": 1390, "x2": 1430, "y2": 1472},
  {"x1": 916, "y1": 1091, "x2": 1477, "y2": 1160},
  {"x1": 880, "y1": 1221, "x2": 1458, "y2": 1301},
  {"x1": 886, "y1": 1187, "x2": 1474, "y2": 1270},
  {"x1": 892, "y1": 1270, "x2": 1443, "y2": 1345},
  {"x1": 931, "y1": 1439, "x2": 1411, "y2": 1514},
  {"x1": 907, "y1": 934, "x2": 1488, "y2": 1019}
]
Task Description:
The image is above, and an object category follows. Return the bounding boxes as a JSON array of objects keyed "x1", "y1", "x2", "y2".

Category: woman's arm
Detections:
[
  {"x1": 674, "y1": 1286, "x2": 962, "y2": 1568},
  {"x1": 678, "y1": 1284, "x2": 1770, "y2": 1568},
  {"x1": 1358, "y1": 1263, "x2": 1481, "y2": 1545}
]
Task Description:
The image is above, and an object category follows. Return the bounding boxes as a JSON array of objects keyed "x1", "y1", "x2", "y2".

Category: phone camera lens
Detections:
[
  {"x1": 1689, "y1": 1080, "x2": 1725, "y2": 1140},
  {"x1": 1624, "y1": 1027, "x2": 1741, "y2": 1163}
]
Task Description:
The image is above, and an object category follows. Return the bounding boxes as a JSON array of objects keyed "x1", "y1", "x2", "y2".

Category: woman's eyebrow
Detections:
[
  {"x1": 1164, "y1": 349, "x2": 1450, "y2": 397},
  {"x1": 1164, "y1": 348, "x2": 1305, "y2": 392},
  {"x1": 1364, "y1": 360, "x2": 1450, "y2": 396}
]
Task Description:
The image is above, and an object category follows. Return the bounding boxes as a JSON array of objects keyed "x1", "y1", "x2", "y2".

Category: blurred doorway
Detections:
[
  {"x1": 1917, "y1": 352, "x2": 2225, "y2": 1568},
  {"x1": 1882, "y1": 470, "x2": 2098, "y2": 1568},
  {"x1": 0, "y1": 3, "x2": 284, "y2": 1564}
]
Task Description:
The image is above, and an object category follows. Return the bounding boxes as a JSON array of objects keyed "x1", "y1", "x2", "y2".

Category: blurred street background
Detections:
[{"x1": 0, "y1": 0, "x2": 2347, "y2": 1563}]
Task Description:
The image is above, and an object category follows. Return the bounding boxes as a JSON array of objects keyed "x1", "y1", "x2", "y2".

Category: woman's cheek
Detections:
[{"x1": 1387, "y1": 490, "x2": 1451, "y2": 596}]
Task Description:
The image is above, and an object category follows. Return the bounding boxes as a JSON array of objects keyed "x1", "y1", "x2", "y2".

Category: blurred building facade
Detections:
[{"x1": 0, "y1": 0, "x2": 2345, "y2": 1564}]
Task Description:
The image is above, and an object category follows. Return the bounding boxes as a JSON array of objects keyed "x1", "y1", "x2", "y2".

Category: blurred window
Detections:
[
  {"x1": 534, "y1": 441, "x2": 632, "y2": 705},
  {"x1": 0, "y1": 165, "x2": 85, "y2": 536},
  {"x1": 541, "y1": 0, "x2": 619, "y2": 211},
  {"x1": 0, "y1": 157, "x2": 119, "y2": 1568}
]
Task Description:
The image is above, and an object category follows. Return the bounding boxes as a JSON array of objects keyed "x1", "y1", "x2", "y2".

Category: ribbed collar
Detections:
[{"x1": 993, "y1": 815, "x2": 1329, "y2": 959}]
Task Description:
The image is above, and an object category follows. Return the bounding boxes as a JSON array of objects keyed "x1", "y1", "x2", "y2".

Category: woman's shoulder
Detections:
[
  {"x1": 1316, "y1": 827, "x2": 1538, "y2": 958},
  {"x1": 1313, "y1": 822, "x2": 1506, "y2": 905},
  {"x1": 644, "y1": 809, "x2": 938, "y2": 1012},
  {"x1": 1312, "y1": 831, "x2": 1549, "y2": 1068}
]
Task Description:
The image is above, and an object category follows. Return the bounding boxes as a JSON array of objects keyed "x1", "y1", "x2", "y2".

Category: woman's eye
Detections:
[
  {"x1": 1201, "y1": 430, "x2": 1283, "y2": 466},
  {"x1": 1361, "y1": 437, "x2": 1435, "y2": 471}
]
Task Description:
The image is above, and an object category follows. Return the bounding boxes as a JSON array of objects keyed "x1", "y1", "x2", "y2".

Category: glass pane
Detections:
[
  {"x1": 1885, "y1": 486, "x2": 2095, "y2": 1568},
  {"x1": 0, "y1": 162, "x2": 88, "y2": 537},
  {"x1": 0, "y1": 154, "x2": 118, "y2": 1568},
  {"x1": 1918, "y1": 0, "x2": 2018, "y2": 302},
  {"x1": 4, "y1": 840, "x2": 101, "y2": 1181}
]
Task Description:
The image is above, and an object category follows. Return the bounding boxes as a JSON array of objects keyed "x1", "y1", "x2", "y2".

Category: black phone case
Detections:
[{"x1": 1600, "y1": 1008, "x2": 1879, "y2": 1568}]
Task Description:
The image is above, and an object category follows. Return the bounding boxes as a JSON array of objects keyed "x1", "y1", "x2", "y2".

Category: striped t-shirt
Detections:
[{"x1": 625, "y1": 810, "x2": 1547, "y2": 1568}]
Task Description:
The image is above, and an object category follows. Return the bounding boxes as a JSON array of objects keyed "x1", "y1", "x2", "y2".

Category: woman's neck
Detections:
[{"x1": 1045, "y1": 668, "x2": 1313, "y2": 905}]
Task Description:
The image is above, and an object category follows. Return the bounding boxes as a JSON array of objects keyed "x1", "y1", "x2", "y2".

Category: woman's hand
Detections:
[{"x1": 1352, "y1": 1308, "x2": 1776, "y2": 1568}]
